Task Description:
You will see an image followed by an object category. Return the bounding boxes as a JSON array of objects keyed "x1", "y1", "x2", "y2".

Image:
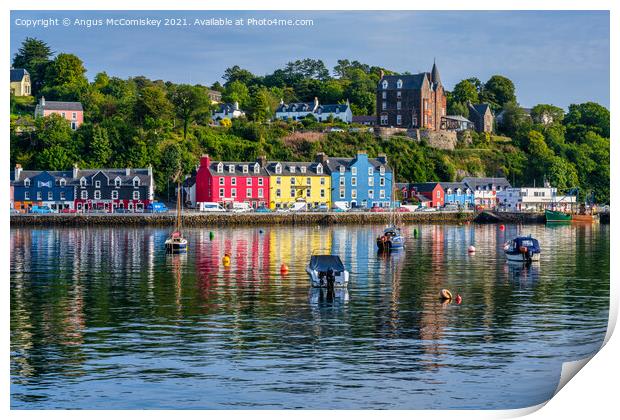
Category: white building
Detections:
[
  {"x1": 212, "y1": 102, "x2": 245, "y2": 121},
  {"x1": 497, "y1": 186, "x2": 576, "y2": 212},
  {"x1": 275, "y1": 97, "x2": 353, "y2": 123},
  {"x1": 462, "y1": 177, "x2": 512, "y2": 209}
]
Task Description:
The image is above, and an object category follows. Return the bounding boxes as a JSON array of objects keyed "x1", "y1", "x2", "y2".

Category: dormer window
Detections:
[
  {"x1": 133, "y1": 177, "x2": 140, "y2": 187},
  {"x1": 217, "y1": 162, "x2": 224, "y2": 173},
  {"x1": 242, "y1": 165, "x2": 248, "y2": 174},
  {"x1": 24, "y1": 178, "x2": 30, "y2": 187},
  {"x1": 339, "y1": 166, "x2": 345, "y2": 174},
  {"x1": 368, "y1": 167, "x2": 374, "y2": 176},
  {"x1": 397, "y1": 79, "x2": 403, "y2": 89},
  {"x1": 115, "y1": 177, "x2": 121, "y2": 187},
  {"x1": 447, "y1": 188, "x2": 452, "y2": 195},
  {"x1": 253, "y1": 163, "x2": 260, "y2": 174},
  {"x1": 382, "y1": 80, "x2": 388, "y2": 89},
  {"x1": 59, "y1": 178, "x2": 66, "y2": 187},
  {"x1": 80, "y1": 177, "x2": 86, "y2": 187},
  {"x1": 316, "y1": 164, "x2": 323, "y2": 175},
  {"x1": 300, "y1": 166, "x2": 306, "y2": 174},
  {"x1": 95, "y1": 180, "x2": 101, "y2": 188},
  {"x1": 228, "y1": 165, "x2": 235, "y2": 173},
  {"x1": 275, "y1": 163, "x2": 282, "y2": 174},
  {"x1": 290, "y1": 166, "x2": 296, "y2": 173},
  {"x1": 379, "y1": 166, "x2": 385, "y2": 175}
]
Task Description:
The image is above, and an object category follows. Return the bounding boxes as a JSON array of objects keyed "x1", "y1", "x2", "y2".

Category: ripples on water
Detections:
[{"x1": 10, "y1": 223, "x2": 609, "y2": 409}]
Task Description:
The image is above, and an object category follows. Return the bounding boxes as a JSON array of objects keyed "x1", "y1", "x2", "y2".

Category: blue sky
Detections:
[{"x1": 10, "y1": 10, "x2": 609, "y2": 109}]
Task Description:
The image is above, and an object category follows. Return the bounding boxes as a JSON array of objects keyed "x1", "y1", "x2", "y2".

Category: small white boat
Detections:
[
  {"x1": 503, "y1": 236, "x2": 541, "y2": 262},
  {"x1": 306, "y1": 255, "x2": 349, "y2": 288},
  {"x1": 165, "y1": 231, "x2": 188, "y2": 253}
]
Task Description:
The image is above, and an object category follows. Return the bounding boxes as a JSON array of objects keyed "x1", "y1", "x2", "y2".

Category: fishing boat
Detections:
[
  {"x1": 306, "y1": 255, "x2": 349, "y2": 288},
  {"x1": 545, "y1": 209, "x2": 572, "y2": 223},
  {"x1": 376, "y1": 226, "x2": 405, "y2": 251},
  {"x1": 503, "y1": 235, "x2": 541, "y2": 262},
  {"x1": 165, "y1": 175, "x2": 188, "y2": 253}
]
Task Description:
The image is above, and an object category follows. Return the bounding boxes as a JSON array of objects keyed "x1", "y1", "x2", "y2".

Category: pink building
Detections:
[
  {"x1": 195, "y1": 155, "x2": 270, "y2": 208},
  {"x1": 34, "y1": 96, "x2": 84, "y2": 130}
]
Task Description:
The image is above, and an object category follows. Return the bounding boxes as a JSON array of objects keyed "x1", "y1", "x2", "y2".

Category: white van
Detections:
[
  {"x1": 198, "y1": 202, "x2": 226, "y2": 212},
  {"x1": 231, "y1": 202, "x2": 252, "y2": 213},
  {"x1": 333, "y1": 201, "x2": 350, "y2": 212}
]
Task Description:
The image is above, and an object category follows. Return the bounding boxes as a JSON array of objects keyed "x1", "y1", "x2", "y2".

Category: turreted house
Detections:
[{"x1": 376, "y1": 61, "x2": 447, "y2": 130}]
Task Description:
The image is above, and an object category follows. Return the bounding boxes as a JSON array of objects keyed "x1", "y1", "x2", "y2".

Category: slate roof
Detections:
[
  {"x1": 316, "y1": 104, "x2": 350, "y2": 114},
  {"x1": 378, "y1": 74, "x2": 427, "y2": 90},
  {"x1": 462, "y1": 177, "x2": 511, "y2": 190},
  {"x1": 411, "y1": 182, "x2": 441, "y2": 193},
  {"x1": 352, "y1": 116, "x2": 376, "y2": 124},
  {"x1": 439, "y1": 182, "x2": 471, "y2": 192},
  {"x1": 10, "y1": 68, "x2": 29, "y2": 82},
  {"x1": 208, "y1": 161, "x2": 270, "y2": 177},
  {"x1": 38, "y1": 100, "x2": 83, "y2": 111},
  {"x1": 325, "y1": 156, "x2": 390, "y2": 174},
  {"x1": 469, "y1": 103, "x2": 492, "y2": 117},
  {"x1": 214, "y1": 103, "x2": 241, "y2": 113},
  {"x1": 264, "y1": 161, "x2": 326, "y2": 176},
  {"x1": 276, "y1": 102, "x2": 314, "y2": 113},
  {"x1": 11, "y1": 168, "x2": 152, "y2": 186}
]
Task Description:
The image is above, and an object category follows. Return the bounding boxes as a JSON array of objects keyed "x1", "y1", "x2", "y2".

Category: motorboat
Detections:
[
  {"x1": 165, "y1": 231, "x2": 188, "y2": 253},
  {"x1": 545, "y1": 209, "x2": 571, "y2": 223},
  {"x1": 306, "y1": 255, "x2": 349, "y2": 288},
  {"x1": 503, "y1": 235, "x2": 541, "y2": 262},
  {"x1": 376, "y1": 226, "x2": 405, "y2": 251}
]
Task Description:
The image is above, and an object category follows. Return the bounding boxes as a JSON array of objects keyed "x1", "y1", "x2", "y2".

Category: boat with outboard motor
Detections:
[
  {"x1": 503, "y1": 235, "x2": 541, "y2": 262},
  {"x1": 165, "y1": 172, "x2": 188, "y2": 254},
  {"x1": 306, "y1": 255, "x2": 349, "y2": 288},
  {"x1": 376, "y1": 226, "x2": 405, "y2": 251}
]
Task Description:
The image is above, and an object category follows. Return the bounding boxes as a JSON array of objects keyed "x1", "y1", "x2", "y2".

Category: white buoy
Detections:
[{"x1": 468, "y1": 245, "x2": 476, "y2": 253}]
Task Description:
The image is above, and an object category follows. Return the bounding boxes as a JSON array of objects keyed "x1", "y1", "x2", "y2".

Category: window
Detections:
[
  {"x1": 95, "y1": 190, "x2": 101, "y2": 199},
  {"x1": 397, "y1": 79, "x2": 403, "y2": 89},
  {"x1": 72, "y1": 112, "x2": 77, "y2": 119},
  {"x1": 316, "y1": 164, "x2": 323, "y2": 175},
  {"x1": 246, "y1": 178, "x2": 252, "y2": 186},
  {"x1": 291, "y1": 178, "x2": 296, "y2": 185},
  {"x1": 397, "y1": 101, "x2": 401, "y2": 110},
  {"x1": 231, "y1": 177, "x2": 237, "y2": 186},
  {"x1": 276, "y1": 189, "x2": 281, "y2": 198},
  {"x1": 242, "y1": 165, "x2": 248, "y2": 174},
  {"x1": 258, "y1": 189, "x2": 263, "y2": 198},
  {"x1": 61, "y1": 112, "x2": 66, "y2": 118},
  {"x1": 300, "y1": 166, "x2": 306, "y2": 174},
  {"x1": 369, "y1": 190, "x2": 374, "y2": 199},
  {"x1": 339, "y1": 189, "x2": 345, "y2": 199},
  {"x1": 351, "y1": 177, "x2": 357, "y2": 187},
  {"x1": 95, "y1": 180, "x2": 101, "y2": 188},
  {"x1": 112, "y1": 190, "x2": 119, "y2": 199},
  {"x1": 275, "y1": 164, "x2": 282, "y2": 174},
  {"x1": 339, "y1": 165, "x2": 345, "y2": 174},
  {"x1": 254, "y1": 164, "x2": 260, "y2": 174},
  {"x1": 397, "y1": 90, "x2": 401, "y2": 98},
  {"x1": 382, "y1": 101, "x2": 387, "y2": 111},
  {"x1": 437, "y1": 190, "x2": 441, "y2": 198},
  {"x1": 24, "y1": 191, "x2": 30, "y2": 200},
  {"x1": 258, "y1": 178, "x2": 264, "y2": 186},
  {"x1": 351, "y1": 189, "x2": 357, "y2": 199},
  {"x1": 60, "y1": 192, "x2": 66, "y2": 201},
  {"x1": 217, "y1": 163, "x2": 224, "y2": 173},
  {"x1": 380, "y1": 114, "x2": 388, "y2": 125},
  {"x1": 290, "y1": 166, "x2": 296, "y2": 173},
  {"x1": 59, "y1": 178, "x2": 66, "y2": 187},
  {"x1": 369, "y1": 177, "x2": 374, "y2": 187},
  {"x1": 133, "y1": 178, "x2": 140, "y2": 187},
  {"x1": 382, "y1": 80, "x2": 388, "y2": 89},
  {"x1": 228, "y1": 165, "x2": 235, "y2": 173},
  {"x1": 290, "y1": 188, "x2": 295, "y2": 198},
  {"x1": 306, "y1": 177, "x2": 311, "y2": 186},
  {"x1": 320, "y1": 189, "x2": 325, "y2": 198},
  {"x1": 219, "y1": 188, "x2": 225, "y2": 198},
  {"x1": 81, "y1": 190, "x2": 88, "y2": 199},
  {"x1": 380, "y1": 177, "x2": 385, "y2": 187},
  {"x1": 219, "y1": 177, "x2": 225, "y2": 186},
  {"x1": 133, "y1": 191, "x2": 140, "y2": 200},
  {"x1": 320, "y1": 178, "x2": 325, "y2": 185},
  {"x1": 380, "y1": 190, "x2": 385, "y2": 199},
  {"x1": 24, "y1": 179, "x2": 30, "y2": 187},
  {"x1": 396, "y1": 115, "x2": 402, "y2": 125},
  {"x1": 382, "y1": 91, "x2": 387, "y2": 99},
  {"x1": 339, "y1": 177, "x2": 345, "y2": 187},
  {"x1": 306, "y1": 189, "x2": 311, "y2": 198},
  {"x1": 37, "y1": 192, "x2": 42, "y2": 200},
  {"x1": 231, "y1": 188, "x2": 237, "y2": 198},
  {"x1": 246, "y1": 188, "x2": 252, "y2": 198},
  {"x1": 276, "y1": 177, "x2": 281, "y2": 185},
  {"x1": 48, "y1": 191, "x2": 53, "y2": 200},
  {"x1": 71, "y1": 122, "x2": 77, "y2": 130},
  {"x1": 351, "y1": 167, "x2": 357, "y2": 176},
  {"x1": 368, "y1": 167, "x2": 374, "y2": 176},
  {"x1": 115, "y1": 177, "x2": 121, "y2": 187}
]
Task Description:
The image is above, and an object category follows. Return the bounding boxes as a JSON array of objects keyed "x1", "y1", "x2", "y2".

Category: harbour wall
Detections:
[{"x1": 9, "y1": 211, "x2": 577, "y2": 227}]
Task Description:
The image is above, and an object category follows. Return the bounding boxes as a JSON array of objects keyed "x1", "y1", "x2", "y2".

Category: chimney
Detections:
[
  {"x1": 200, "y1": 154, "x2": 211, "y2": 169},
  {"x1": 40, "y1": 96, "x2": 45, "y2": 106},
  {"x1": 126, "y1": 168, "x2": 131, "y2": 176},
  {"x1": 72, "y1": 163, "x2": 79, "y2": 179},
  {"x1": 279, "y1": 98, "x2": 284, "y2": 105},
  {"x1": 377, "y1": 153, "x2": 388, "y2": 164},
  {"x1": 147, "y1": 164, "x2": 152, "y2": 176},
  {"x1": 379, "y1": 70, "x2": 384, "y2": 79},
  {"x1": 315, "y1": 152, "x2": 328, "y2": 164},
  {"x1": 14, "y1": 164, "x2": 22, "y2": 181},
  {"x1": 313, "y1": 97, "x2": 319, "y2": 112},
  {"x1": 257, "y1": 155, "x2": 267, "y2": 167}
]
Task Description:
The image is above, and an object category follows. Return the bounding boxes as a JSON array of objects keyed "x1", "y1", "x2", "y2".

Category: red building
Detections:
[
  {"x1": 399, "y1": 182, "x2": 445, "y2": 208},
  {"x1": 196, "y1": 155, "x2": 270, "y2": 208}
]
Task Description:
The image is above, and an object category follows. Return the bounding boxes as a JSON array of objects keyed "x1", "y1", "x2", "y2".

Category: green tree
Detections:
[
  {"x1": 35, "y1": 114, "x2": 73, "y2": 148},
  {"x1": 531, "y1": 104, "x2": 564, "y2": 126},
  {"x1": 249, "y1": 87, "x2": 279, "y2": 123},
  {"x1": 37, "y1": 145, "x2": 74, "y2": 170},
  {"x1": 222, "y1": 65, "x2": 256, "y2": 86},
  {"x1": 169, "y1": 84, "x2": 209, "y2": 139},
  {"x1": 135, "y1": 85, "x2": 173, "y2": 123},
  {"x1": 482, "y1": 75, "x2": 516, "y2": 110},
  {"x1": 452, "y1": 79, "x2": 480, "y2": 104},
  {"x1": 223, "y1": 80, "x2": 251, "y2": 108},
  {"x1": 497, "y1": 101, "x2": 531, "y2": 138},
  {"x1": 42, "y1": 53, "x2": 89, "y2": 100},
  {"x1": 12, "y1": 37, "x2": 53, "y2": 95},
  {"x1": 88, "y1": 126, "x2": 113, "y2": 167},
  {"x1": 564, "y1": 102, "x2": 610, "y2": 141}
]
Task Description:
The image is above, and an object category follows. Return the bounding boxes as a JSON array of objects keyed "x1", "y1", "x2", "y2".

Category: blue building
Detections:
[
  {"x1": 11, "y1": 165, "x2": 76, "y2": 212},
  {"x1": 439, "y1": 182, "x2": 475, "y2": 208},
  {"x1": 318, "y1": 151, "x2": 393, "y2": 209}
]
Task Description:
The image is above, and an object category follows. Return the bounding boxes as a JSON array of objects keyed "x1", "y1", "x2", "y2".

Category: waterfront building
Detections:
[
  {"x1": 439, "y1": 182, "x2": 475, "y2": 208},
  {"x1": 376, "y1": 61, "x2": 446, "y2": 130},
  {"x1": 275, "y1": 97, "x2": 353, "y2": 123},
  {"x1": 321, "y1": 151, "x2": 392, "y2": 209},
  {"x1": 11, "y1": 164, "x2": 76, "y2": 213},
  {"x1": 10, "y1": 68, "x2": 31, "y2": 96},
  {"x1": 212, "y1": 102, "x2": 245, "y2": 121},
  {"x1": 462, "y1": 177, "x2": 511, "y2": 209},
  {"x1": 399, "y1": 182, "x2": 445, "y2": 208},
  {"x1": 263, "y1": 159, "x2": 331, "y2": 210},
  {"x1": 195, "y1": 155, "x2": 270, "y2": 208},
  {"x1": 497, "y1": 185, "x2": 576, "y2": 212},
  {"x1": 34, "y1": 96, "x2": 84, "y2": 129}
]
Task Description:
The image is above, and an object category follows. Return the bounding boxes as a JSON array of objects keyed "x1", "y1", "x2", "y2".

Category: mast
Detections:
[{"x1": 176, "y1": 179, "x2": 182, "y2": 231}]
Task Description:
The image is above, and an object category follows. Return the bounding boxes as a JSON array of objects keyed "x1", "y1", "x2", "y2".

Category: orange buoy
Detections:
[
  {"x1": 280, "y1": 263, "x2": 289, "y2": 274},
  {"x1": 440, "y1": 289, "x2": 453, "y2": 300},
  {"x1": 222, "y1": 253, "x2": 231, "y2": 266},
  {"x1": 455, "y1": 294, "x2": 462, "y2": 305}
]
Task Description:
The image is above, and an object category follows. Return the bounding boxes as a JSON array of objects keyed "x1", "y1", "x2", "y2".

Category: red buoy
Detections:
[
  {"x1": 456, "y1": 294, "x2": 462, "y2": 305},
  {"x1": 280, "y1": 263, "x2": 289, "y2": 274},
  {"x1": 499, "y1": 224, "x2": 505, "y2": 231}
]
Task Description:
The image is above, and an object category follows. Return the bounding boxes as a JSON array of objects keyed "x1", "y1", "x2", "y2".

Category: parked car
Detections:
[
  {"x1": 198, "y1": 202, "x2": 226, "y2": 212},
  {"x1": 443, "y1": 204, "x2": 459, "y2": 211},
  {"x1": 417, "y1": 207, "x2": 438, "y2": 212},
  {"x1": 255, "y1": 206, "x2": 272, "y2": 213},
  {"x1": 370, "y1": 206, "x2": 386, "y2": 212},
  {"x1": 146, "y1": 202, "x2": 168, "y2": 213},
  {"x1": 314, "y1": 204, "x2": 329, "y2": 212},
  {"x1": 60, "y1": 208, "x2": 77, "y2": 213},
  {"x1": 275, "y1": 207, "x2": 291, "y2": 213},
  {"x1": 30, "y1": 205, "x2": 52, "y2": 214},
  {"x1": 231, "y1": 202, "x2": 252, "y2": 213},
  {"x1": 395, "y1": 207, "x2": 411, "y2": 213}
]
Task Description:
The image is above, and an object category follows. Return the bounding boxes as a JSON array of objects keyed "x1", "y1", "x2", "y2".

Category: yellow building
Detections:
[
  {"x1": 10, "y1": 69, "x2": 31, "y2": 97},
  {"x1": 264, "y1": 161, "x2": 331, "y2": 210}
]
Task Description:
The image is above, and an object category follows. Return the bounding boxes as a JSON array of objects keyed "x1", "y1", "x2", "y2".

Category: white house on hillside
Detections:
[
  {"x1": 275, "y1": 97, "x2": 353, "y2": 123},
  {"x1": 212, "y1": 102, "x2": 245, "y2": 121}
]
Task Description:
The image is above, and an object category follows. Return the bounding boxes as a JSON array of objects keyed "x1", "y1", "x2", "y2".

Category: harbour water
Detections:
[{"x1": 10, "y1": 223, "x2": 609, "y2": 409}]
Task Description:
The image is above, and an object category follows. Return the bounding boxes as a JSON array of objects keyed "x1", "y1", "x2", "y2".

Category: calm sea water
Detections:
[{"x1": 10, "y1": 223, "x2": 609, "y2": 409}]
